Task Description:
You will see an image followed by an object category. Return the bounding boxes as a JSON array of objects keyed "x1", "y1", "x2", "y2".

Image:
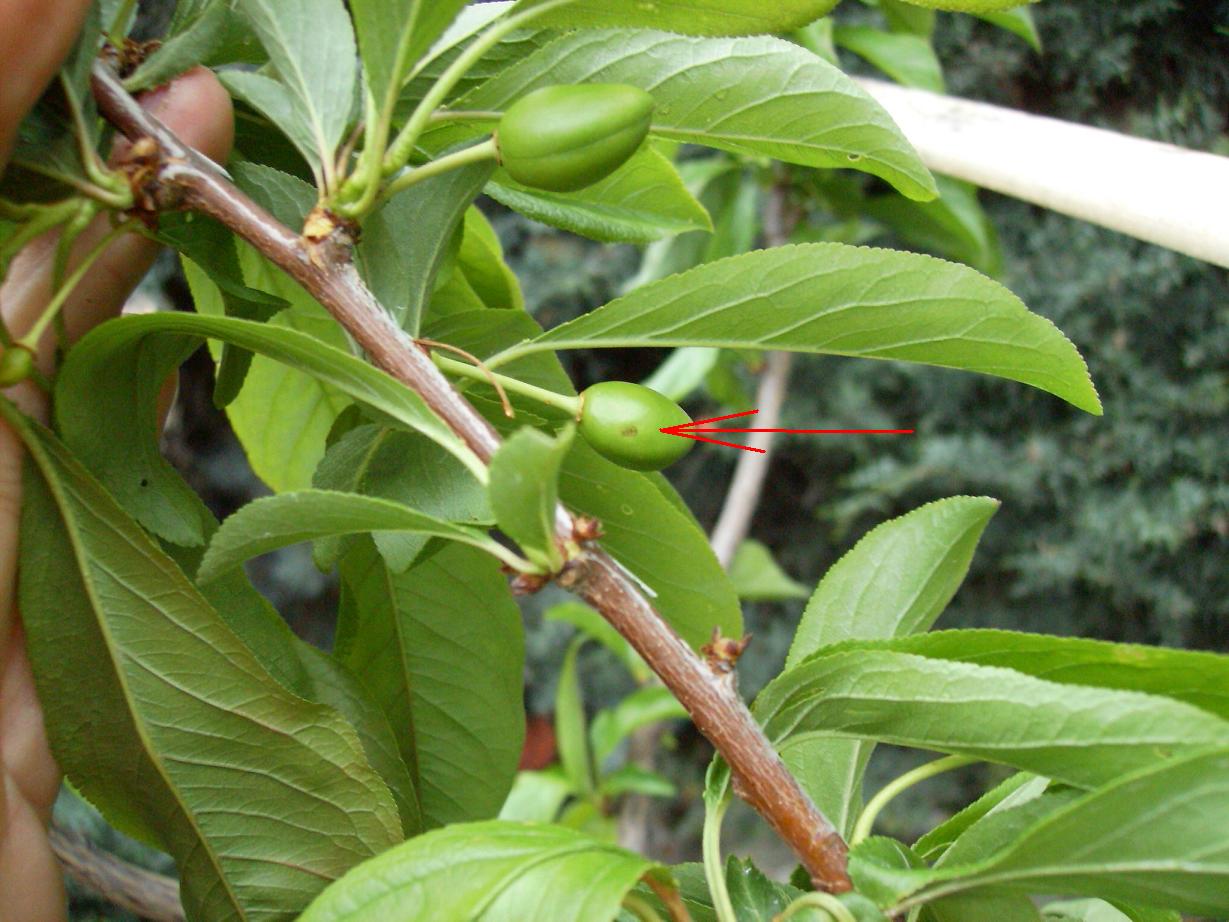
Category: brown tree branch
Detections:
[
  {"x1": 91, "y1": 62, "x2": 851, "y2": 892},
  {"x1": 51, "y1": 823, "x2": 184, "y2": 922}
]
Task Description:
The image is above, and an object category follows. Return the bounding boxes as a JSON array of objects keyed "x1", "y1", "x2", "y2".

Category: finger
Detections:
[
  {"x1": 0, "y1": 0, "x2": 93, "y2": 169},
  {"x1": 0, "y1": 774, "x2": 66, "y2": 922},
  {"x1": 0, "y1": 66, "x2": 233, "y2": 655},
  {"x1": 2, "y1": 67, "x2": 235, "y2": 365},
  {"x1": 0, "y1": 628, "x2": 58, "y2": 821}
]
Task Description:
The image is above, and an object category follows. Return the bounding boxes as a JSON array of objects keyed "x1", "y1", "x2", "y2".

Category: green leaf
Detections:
[
  {"x1": 233, "y1": 160, "x2": 316, "y2": 229},
  {"x1": 486, "y1": 144, "x2": 713, "y2": 244},
  {"x1": 724, "y1": 856, "x2": 799, "y2": 921},
  {"x1": 786, "y1": 497, "x2": 1000, "y2": 666},
  {"x1": 975, "y1": 8, "x2": 1041, "y2": 51},
  {"x1": 225, "y1": 307, "x2": 354, "y2": 492},
  {"x1": 52, "y1": 316, "x2": 215, "y2": 547},
  {"x1": 879, "y1": 0, "x2": 937, "y2": 36},
  {"x1": 599, "y1": 765, "x2": 676, "y2": 799},
  {"x1": 513, "y1": 244, "x2": 1101, "y2": 415},
  {"x1": 125, "y1": 1, "x2": 229, "y2": 92},
  {"x1": 641, "y1": 347, "x2": 721, "y2": 402},
  {"x1": 499, "y1": 768, "x2": 573, "y2": 822},
  {"x1": 234, "y1": 0, "x2": 357, "y2": 183},
  {"x1": 627, "y1": 156, "x2": 762, "y2": 298},
  {"x1": 924, "y1": 893, "x2": 1042, "y2": 922},
  {"x1": 559, "y1": 440, "x2": 742, "y2": 649},
  {"x1": 893, "y1": 0, "x2": 1035, "y2": 12},
  {"x1": 448, "y1": 206, "x2": 524, "y2": 312},
  {"x1": 288, "y1": 643, "x2": 424, "y2": 835},
  {"x1": 312, "y1": 423, "x2": 491, "y2": 571},
  {"x1": 299, "y1": 820, "x2": 660, "y2": 922},
  {"x1": 9, "y1": 406, "x2": 402, "y2": 921},
  {"x1": 850, "y1": 630, "x2": 1229, "y2": 720},
  {"x1": 915, "y1": 773, "x2": 1048, "y2": 862},
  {"x1": 397, "y1": 8, "x2": 552, "y2": 111},
  {"x1": 197, "y1": 490, "x2": 516, "y2": 582},
  {"x1": 835, "y1": 25, "x2": 945, "y2": 92},
  {"x1": 936, "y1": 789, "x2": 1083, "y2": 870},
  {"x1": 854, "y1": 748, "x2": 1229, "y2": 918},
  {"x1": 356, "y1": 161, "x2": 493, "y2": 332},
  {"x1": 865, "y1": 175, "x2": 1003, "y2": 275},
  {"x1": 181, "y1": 547, "x2": 424, "y2": 835},
  {"x1": 556, "y1": 637, "x2": 595, "y2": 797},
  {"x1": 758, "y1": 648, "x2": 1229, "y2": 790},
  {"x1": 351, "y1": 0, "x2": 468, "y2": 112},
  {"x1": 544, "y1": 602, "x2": 649, "y2": 684},
  {"x1": 221, "y1": 71, "x2": 327, "y2": 184},
  {"x1": 54, "y1": 313, "x2": 481, "y2": 542},
  {"x1": 490, "y1": 424, "x2": 574, "y2": 571},
  {"x1": 436, "y1": 30, "x2": 935, "y2": 200},
  {"x1": 173, "y1": 222, "x2": 288, "y2": 406},
  {"x1": 1042, "y1": 901, "x2": 1137, "y2": 922},
  {"x1": 728, "y1": 539, "x2": 810, "y2": 601},
  {"x1": 338, "y1": 539, "x2": 525, "y2": 828},
  {"x1": 590, "y1": 686, "x2": 688, "y2": 764},
  {"x1": 515, "y1": 0, "x2": 844, "y2": 36},
  {"x1": 1042, "y1": 900, "x2": 1178, "y2": 922}
]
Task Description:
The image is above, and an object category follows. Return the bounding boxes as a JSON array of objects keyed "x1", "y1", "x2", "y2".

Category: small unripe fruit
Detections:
[
  {"x1": 578, "y1": 381, "x2": 693, "y2": 472},
  {"x1": 0, "y1": 347, "x2": 34, "y2": 387},
  {"x1": 497, "y1": 84, "x2": 655, "y2": 193}
]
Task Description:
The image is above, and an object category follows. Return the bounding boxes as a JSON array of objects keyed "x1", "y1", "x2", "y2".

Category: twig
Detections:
[
  {"x1": 91, "y1": 62, "x2": 851, "y2": 892},
  {"x1": 50, "y1": 822, "x2": 184, "y2": 922},
  {"x1": 708, "y1": 351, "x2": 793, "y2": 568},
  {"x1": 709, "y1": 177, "x2": 797, "y2": 568}
]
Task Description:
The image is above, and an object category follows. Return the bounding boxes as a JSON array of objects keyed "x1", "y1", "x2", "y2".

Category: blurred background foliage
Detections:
[{"x1": 60, "y1": 0, "x2": 1229, "y2": 915}]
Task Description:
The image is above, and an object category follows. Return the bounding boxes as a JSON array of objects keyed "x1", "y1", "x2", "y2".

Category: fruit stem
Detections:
[
  {"x1": 432, "y1": 352, "x2": 582, "y2": 418},
  {"x1": 379, "y1": 138, "x2": 498, "y2": 203},
  {"x1": 850, "y1": 754, "x2": 977, "y2": 846},
  {"x1": 381, "y1": 0, "x2": 576, "y2": 177}
]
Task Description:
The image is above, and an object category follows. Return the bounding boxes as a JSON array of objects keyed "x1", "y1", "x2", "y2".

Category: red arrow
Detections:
[{"x1": 660, "y1": 409, "x2": 914, "y2": 454}]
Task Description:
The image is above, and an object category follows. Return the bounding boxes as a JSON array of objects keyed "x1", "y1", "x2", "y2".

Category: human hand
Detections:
[{"x1": 0, "y1": 3, "x2": 232, "y2": 918}]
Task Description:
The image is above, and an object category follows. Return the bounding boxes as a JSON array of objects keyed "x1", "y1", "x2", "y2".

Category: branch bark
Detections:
[
  {"x1": 51, "y1": 824, "x2": 184, "y2": 922},
  {"x1": 90, "y1": 64, "x2": 851, "y2": 891}
]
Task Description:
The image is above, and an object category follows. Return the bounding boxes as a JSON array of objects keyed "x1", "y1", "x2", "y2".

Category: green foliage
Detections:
[
  {"x1": 3, "y1": 3, "x2": 1225, "y2": 920},
  {"x1": 490, "y1": 424, "x2": 575, "y2": 570},
  {"x1": 337, "y1": 539, "x2": 526, "y2": 829},
  {"x1": 298, "y1": 821, "x2": 661, "y2": 922},
  {"x1": 8, "y1": 405, "x2": 403, "y2": 920},
  {"x1": 428, "y1": 28, "x2": 938, "y2": 200},
  {"x1": 800, "y1": 0, "x2": 1229, "y2": 651},
  {"x1": 514, "y1": 243, "x2": 1101, "y2": 415}
]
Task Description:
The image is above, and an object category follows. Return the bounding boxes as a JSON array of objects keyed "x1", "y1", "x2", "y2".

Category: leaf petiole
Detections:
[
  {"x1": 379, "y1": 138, "x2": 498, "y2": 204},
  {"x1": 381, "y1": 0, "x2": 577, "y2": 177},
  {"x1": 703, "y1": 791, "x2": 737, "y2": 922},
  {"x1": 851, "y1": 754, "x2": 977, "y2": 846},
  {"x1": 773, "y1": 892, "x2": 857, "y2": 922}
]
